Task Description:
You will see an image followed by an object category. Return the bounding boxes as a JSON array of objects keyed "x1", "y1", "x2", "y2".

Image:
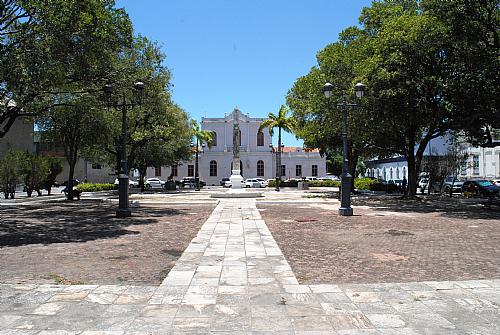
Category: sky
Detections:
[{"x1": 115, "y1": 0, "x2": 373, "y2": 146}]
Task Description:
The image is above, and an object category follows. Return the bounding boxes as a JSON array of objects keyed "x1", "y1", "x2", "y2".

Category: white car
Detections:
[
  {"x1": 255, "y1": 178, "x2": 268, "y2": 188},
  {"x1": 145, "y1": 178, "x2": 165, "y2": 189},
  {"x1": 245, "y1": 178, "x2": 262, "y2": 188},
  {"x1": 224, "y1": 179, "x2": 245, "y2": 188},
  {"x1": 320, "y1": 175, "x2": 340, "y2": 181},
  {"x1": 114, "y1": 178, "x2": 139, "y2": 188}
]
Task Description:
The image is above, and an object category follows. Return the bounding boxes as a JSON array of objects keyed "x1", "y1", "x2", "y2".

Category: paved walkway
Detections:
[{"x1": 1, "y1": 199, "x2": 500, "y2": 334}]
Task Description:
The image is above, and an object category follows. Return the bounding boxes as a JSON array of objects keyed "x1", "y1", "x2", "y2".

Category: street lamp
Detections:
[
  {"x1": 104, "y1": 81, "x2": 145, "y2": 218},
  {"x1": 193, "y1": 140, "x2": 205, "y2": 191},
  {"x1": 323, "y1": 82, "x2": 365, "y2": 216}
]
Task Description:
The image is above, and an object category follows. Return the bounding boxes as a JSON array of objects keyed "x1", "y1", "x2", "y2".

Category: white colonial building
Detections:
[{"x1": 145, "y1": 108, "x2": 327, "y2": 185}]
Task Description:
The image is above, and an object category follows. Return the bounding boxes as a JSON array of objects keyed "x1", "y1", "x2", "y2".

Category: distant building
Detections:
[
  {"x1": 145, "y1": 108, "x2": 327, "y2": 185},
  {"x1": 365, "y1": 137, "x2": 500, "y2": 180},
  {"x1": 0, "y1": 117, "x2": 34, "y2": 158}
]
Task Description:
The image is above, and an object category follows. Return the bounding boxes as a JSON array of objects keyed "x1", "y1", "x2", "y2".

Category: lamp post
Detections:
[
  {"x1": 323, "y1": 82, "x2": 365, "y2": 216},
  {"x1": 194, "y1": 140, "x2": 205, "y2": 191},
  {"x1": 104, "y1": 81, "x2": 145, "y2": 218}
]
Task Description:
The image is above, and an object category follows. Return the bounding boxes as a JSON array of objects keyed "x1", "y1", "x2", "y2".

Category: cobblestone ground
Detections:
[
  {"x1": 0, "y1": 201, "x2": 216, "y2": 285},
  {"x1": 1, "y1": 198, "x2": 499, "y2": 334},
  {"x1": 258, "y1": 195, "x2": 500, "y2": 284}
]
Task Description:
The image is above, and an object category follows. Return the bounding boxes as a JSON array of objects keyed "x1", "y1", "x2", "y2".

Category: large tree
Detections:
[
  {"x1": 0, "y1": 0, "x2": 132, "y2": 137},
  {"x1": 259, "y1": 105, "x2": 296, "y2": 189}
]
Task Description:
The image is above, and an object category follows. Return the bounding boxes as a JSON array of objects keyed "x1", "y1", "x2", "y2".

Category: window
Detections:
[
  {"x1": 210, "y1": 160, "x2": 217, "y2": 176},
  {"x1": 396, "y1": 167, "x2": 399, "y2": 179},
  {"x1": 473, "y1": 155, "x2": 479, "y2": 175},
  {"x1": 257, "y1": 131, "x2": 264, "y2": 146},
  {"x1": 296, "y1": 165, "x2": 302, "y2": 177},
  {"x1": 155, "y1": 166, "x2": 161, "y2": 176},
  {"x1": 188, "y1": 165, "x2": 194, "y2": 177},
  {"x1": 461, "y1": 160, "x2": 467, "y2": 175},
  {"x1": 402, "y1": 167, "x2": 406, "y2": 179},
  {"x1": 281, "y1": 165, "x2": 286, "y2": 177},
  {"x1": 211, "y1": 131, "x2": 217, "y2": 146},
  {"x1": 390, "y1": 167, "x2": 393, "y2": 179},
  {"x1": 171, "y1": 164, "x2": 178, "y2": 177},
  {"x1": 312, "y1": 165, "x2": 318, "y2": 177},
  {"x1": 257, "y1": 160, "x2": 264, "y2": 176},
  {"x1": 91, "y1": 163, "x2": 101, "y2": 170}
]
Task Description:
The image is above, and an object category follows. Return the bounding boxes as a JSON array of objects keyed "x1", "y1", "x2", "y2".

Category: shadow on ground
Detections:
[
  {"x1": 0, "y1": 200, "x2": 183, "y2": 247},
  {"x1": 352, "y1": 194, "x2": 500, "y2": 220}
]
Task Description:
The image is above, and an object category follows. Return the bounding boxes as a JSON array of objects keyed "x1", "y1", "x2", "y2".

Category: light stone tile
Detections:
[
  {"x1": 309, "y1": 284, "x2": 343, "y2": 293},
  {"x1": 365, "y1": 314, "x2": 406, "y2": 328},
  {"x1": 30, "y1": 302, "x2": 65, "y2": 315}
]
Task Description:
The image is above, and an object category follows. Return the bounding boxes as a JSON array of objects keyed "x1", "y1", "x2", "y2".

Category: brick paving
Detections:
[
  {"x1": 0, "y1": 201, "x2": 216, "y2": 285},
  {"x1": 258, "y1": 197, "x2": 500, "y2": 284},
  {"x1": 1, "y1": 191, "x2": 499, "y2": 334}
]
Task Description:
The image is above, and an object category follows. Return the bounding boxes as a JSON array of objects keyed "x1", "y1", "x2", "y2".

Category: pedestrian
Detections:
[{"x1": 401, "y1": 176, "x2": 407, "y2": 194}]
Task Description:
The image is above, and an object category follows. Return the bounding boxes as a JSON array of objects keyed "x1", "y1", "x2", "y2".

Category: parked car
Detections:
[
  {"x1": 440, "y1": 176, "x2": 464, "y2": 194},
  {"x1": 220, "y1": 177, "x2": 230, "y2": 186},
  {"x1": 320, "y1": 175, "x2": 340, "y2": 181},
  {"x1": 145, "y1": 178, "x2": 165, "y2": 189},
  {"x1": 461, "y1": 180, "x2": 499, "y2": 199},
  {"x1": 491, "y1": 179, "x2": 500, "y2": 186},
  {"x1": 224, "y1": 179, "x2": 245, "y2": 188},
  {"x1": 255, "y1": 178, "x2": 268, "y2": 188},
  {"x1": 245, "y1": 178, "x2": 262, "y2": 188},
  {"x1": 418, "y1": 177, "x2": 429, "y2": 192},
  {"x1": 114, "y1": 178, "x2": 139, "y2": 188},
  {"x1": 179, "y1": 177, "x2": 206, "y2": 188}
]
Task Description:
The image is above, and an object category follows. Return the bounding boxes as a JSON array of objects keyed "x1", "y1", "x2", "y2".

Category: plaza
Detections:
[{"x1": 1, "y1": 188, "x2": 499, "y2": 334}]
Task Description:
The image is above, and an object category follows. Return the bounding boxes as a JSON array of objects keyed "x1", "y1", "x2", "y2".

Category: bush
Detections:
[
  {"x1": 354, "y1": 177, "x2": 379, "y2": 190},
  {"x1": 268, "y1": 179, "x2": 299, "y2": 188},
  {"x1": 309, "y1": 180, "x2": 341, "y2": 187},
  {"x1": 76, "y1": 183, "x2": 117, "y2": 192}
]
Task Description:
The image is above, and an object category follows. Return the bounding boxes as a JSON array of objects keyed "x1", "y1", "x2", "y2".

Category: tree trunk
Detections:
[
  {"x1": 139, "y1": 167, "x2": 146, "y2": 192},
  {"x1": 349, "y1": 146, "x2": 359, "y2": 193},
  {"x1": 67, "y1": 162, "x2": 76, "y2": 201},
  {"x1": 407, "y1": 153, "x2": 417, "y2": 196}
]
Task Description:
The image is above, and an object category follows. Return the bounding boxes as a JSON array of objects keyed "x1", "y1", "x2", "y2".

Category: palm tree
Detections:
[
  {"x1": 191, "y1": 119, "x2": 214, "y2": 191},
  {"x1": 259, "y1": 105, "x2": 296, "y2": 191}
]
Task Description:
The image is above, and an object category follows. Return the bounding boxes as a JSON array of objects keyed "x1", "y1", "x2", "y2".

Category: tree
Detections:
[
  {"x1": 0, "y1": 149, "x2": 25, "y2": 198},
  {"x1": 133, "y1": 109, "x2": 192, "y2": 192},
  {"x1": 20, "y1": 152, "x2": 49, "y2": 197},
  {"x1": 422, "y1": 0, "x2": 499, "y2": 147},
  {"x1": 259, "y1": 105, "x2": 296, "y2": 189},
  {"x1": 1, "y1": 0, "x2": 132, "y2": 137},
  {"x1": 191, "y1": 119, "x2": 214, "y2": 190},
  {"x1": 42, "y1": 156, "x2": 63, "y2": 195},
  {"x1": 38, "y1": 97, "x2": 108, "y2": 200}
]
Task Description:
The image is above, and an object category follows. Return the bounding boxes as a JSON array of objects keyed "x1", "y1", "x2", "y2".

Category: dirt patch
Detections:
[
  {"x1": 258, "y1": 199, "x2": 500, "y2": 284},
  {"x1": 0, "y1": 201, "x2": 215, "y2": 285}
]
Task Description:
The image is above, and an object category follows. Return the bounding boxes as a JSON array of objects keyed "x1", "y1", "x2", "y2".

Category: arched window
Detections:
[
  {"x1": 390, "y1": 167, "x2": 393, "y2": 179},
  {"x1": 211, "y1": 131, "x2": 217, "y2": 146},
  {"x1": 257, "y1": 160, "x2": 264, "y2": 176},
  {"x1": 396, "y1": 167, "x2": 399, "y2": 179},
  {"x1": 257, "y1": 131, "x2": 264, "y2": 146},
  {"x1": 209, "y1": 160, "x2": 217, "y2": 177},
  {"x1": 403, "y1": 166, "x2": 406, "y2": 178}
]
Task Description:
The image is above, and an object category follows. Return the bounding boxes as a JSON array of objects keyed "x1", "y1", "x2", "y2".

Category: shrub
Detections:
[
  {"x1": 76, "y1": 183, "x2": 117, "y2": 192},
  {"x1": 268, "y1": 179, "x2": 299, "y2": 188},
  {"x1": 354, "y1": 177, "x2": 379, "y2": 190},
  {"x1": 309, "y1": 180, "x2": 341, "y2": 187}
]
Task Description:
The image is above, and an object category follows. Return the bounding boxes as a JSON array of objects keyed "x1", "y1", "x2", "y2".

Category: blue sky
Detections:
[{"x1": 116, "y1": 0, "x2": 373, "y2": 146}]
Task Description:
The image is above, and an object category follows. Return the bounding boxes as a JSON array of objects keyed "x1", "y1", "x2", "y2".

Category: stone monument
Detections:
[
  {"x1": 211, "y1": 107, "x2": 262, "y2": 198},
  {"x1": 229, "y1": 108, "x2": 244, "y2": 189}
]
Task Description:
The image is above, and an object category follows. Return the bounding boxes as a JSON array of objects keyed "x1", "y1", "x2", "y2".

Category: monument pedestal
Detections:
[{"x1": 211, "y1": 169, "x2": 263, "y2": 198}]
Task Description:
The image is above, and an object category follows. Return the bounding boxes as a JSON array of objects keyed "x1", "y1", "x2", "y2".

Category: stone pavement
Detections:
[{"x1": 1, "y1": 198, "x2": 500, "y2": 334}]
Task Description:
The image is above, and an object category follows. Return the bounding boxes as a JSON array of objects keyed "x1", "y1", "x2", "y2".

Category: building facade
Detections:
[
  {"x1": 365, "y1": 137, "x2": 500, "y2": 181},
  {"x1": 146, "y1": 109, "x2": 327, "y2": 185}
]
